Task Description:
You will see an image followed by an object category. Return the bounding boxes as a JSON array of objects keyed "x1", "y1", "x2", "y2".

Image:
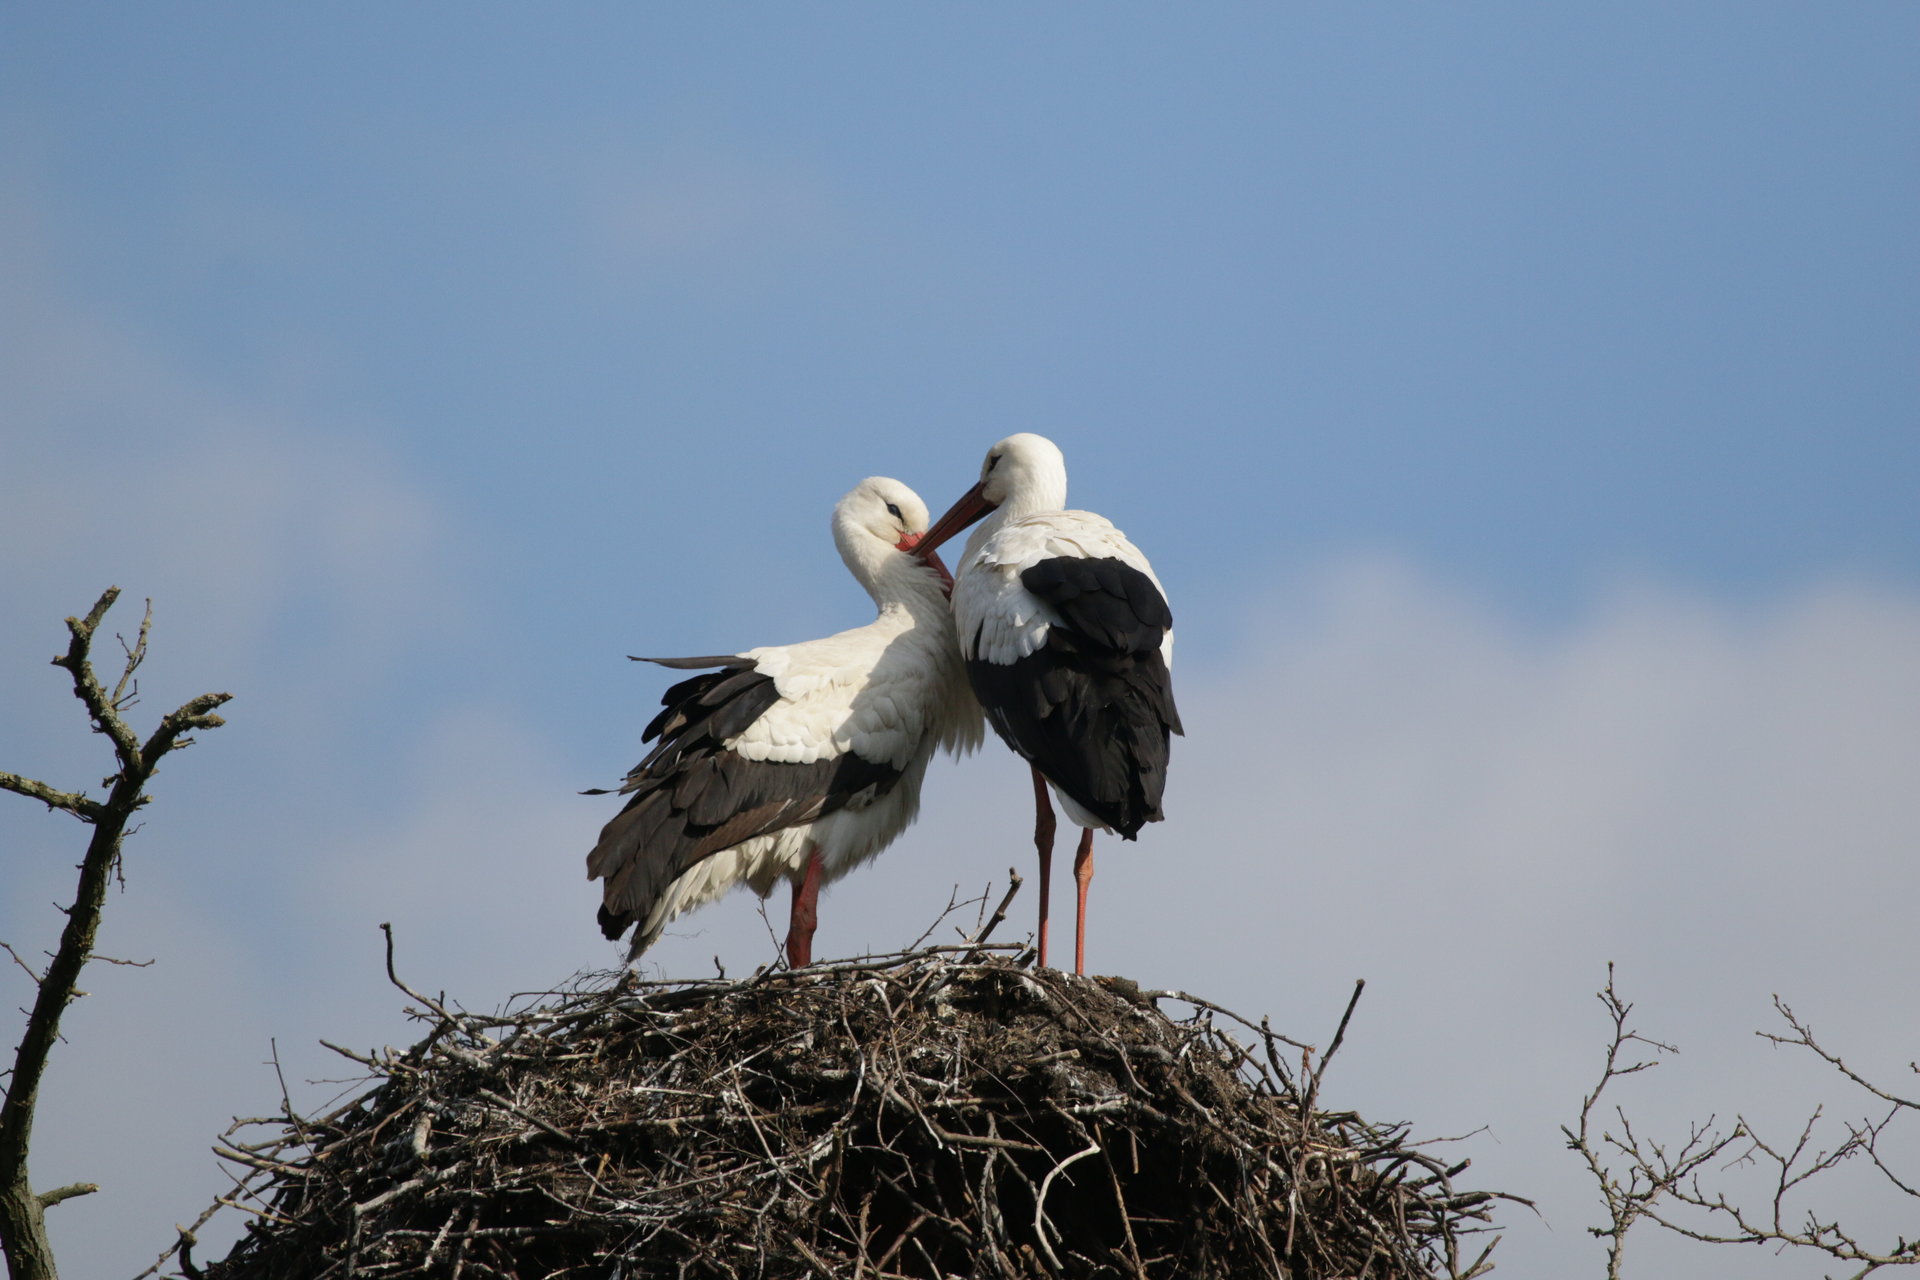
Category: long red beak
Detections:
[
  {"x1": 914, "y1": 480, "x2": 997, "y2": 559},
  {"x1": 923, "y1": 547, "x2": 954, "y2": 595},
  {"x1": 894, "y1": 532, "x2": 956, "y2": 596}
]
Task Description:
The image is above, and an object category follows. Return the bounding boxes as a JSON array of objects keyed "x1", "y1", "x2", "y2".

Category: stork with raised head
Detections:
[
  {"x1": 587, "y1": 477, "x2": 981, "y2": 967},
  {"x1": 914, "y1": 433, "x2": 1181, "y2": 974}
]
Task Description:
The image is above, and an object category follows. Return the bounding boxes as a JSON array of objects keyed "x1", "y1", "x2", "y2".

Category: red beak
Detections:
[
  {"x1": 914, "y1": 480, "x2": 997, "y2": 559},
  {"x1": 895, "y1": 531, "x2": 955, "y2": 597},
  {"x1": 923, "y1": 547, "x2": 954, "y2": 596}
]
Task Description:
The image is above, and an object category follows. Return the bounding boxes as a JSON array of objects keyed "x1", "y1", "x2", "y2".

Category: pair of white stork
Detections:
[{"x1": 585, "y1": 434, "x2": 1181, "y2": 975}]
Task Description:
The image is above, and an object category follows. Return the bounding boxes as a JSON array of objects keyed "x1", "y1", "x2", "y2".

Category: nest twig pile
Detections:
[{"x1": 194, "y1": 930, "x2": 1507, "y2": 1280}]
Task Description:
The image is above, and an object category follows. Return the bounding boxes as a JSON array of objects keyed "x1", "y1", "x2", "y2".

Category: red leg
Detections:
[
  {"x1": 786, "y1": 845, "x2": 824, "y2": 968},
  {"x1": 1031, "y1": 767, "x2": 1056, "y2": 968},
  {"x1": 1072, "y1": 827, "x2": 1095, "y2": 976}
]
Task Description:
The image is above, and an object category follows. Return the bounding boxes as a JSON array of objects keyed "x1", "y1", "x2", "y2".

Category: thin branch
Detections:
[
  {"x1": 35, "y1": 1182, "x2": 97, "y2": 1209},
  {"x1": 1032, "y1": 1141, "x2": 1101, "y2": 1271},
  {"x1": 968, "y1": 870, "x2": 1023, "y2": 949},
  {"x1": 1318, "y1": 979, "x2": 1366, "y2": 1079},
  {"x1": 0, "y1": 942, "x2": 42, "y2": 987},
  {"x1": 1762, "y1": 997, "x2": 1920, "y2": 1113},
  {"x1": 51, "y1": 587, "x2": 144, "y2": 770},
  {"x1": 380, "y1": 922, "x2": 498, "y2": 1047},
  {"x1": 109, "y1": 598, "x2": 153, "y2": 711},
  {"x1": 0, "y1": 772, "x2": 103, "y2": 823}
]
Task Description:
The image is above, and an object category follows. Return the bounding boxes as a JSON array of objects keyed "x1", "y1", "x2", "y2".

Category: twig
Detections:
[
  {"x1": 0, "y1": 942, "x2": 42, "y2": 987},
  {"x1": 109, "y1": 598, "x2": 153, "y2": 711},
  {"x1": 1318, "y1": 979, "x2": 1366, "y2": 1077},
  {"x1": 379, "y1": 923, "x2": 497, "y2": 1047},
  {"x1": 969, "y1": 871, "x2": 1023, "y2": 949},
  {"x1": 1033, "y1": 1142, "x2": 1101, "y2": 1270}
]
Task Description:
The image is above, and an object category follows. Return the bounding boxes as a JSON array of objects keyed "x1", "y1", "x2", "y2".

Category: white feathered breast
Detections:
[{"x1": 727, "y1": 617, "x2": 960, "y2": 770}]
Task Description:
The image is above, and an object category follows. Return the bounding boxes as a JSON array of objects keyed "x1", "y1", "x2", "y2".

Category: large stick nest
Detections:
[{"x1": 199, "y1": 942, "x2": 1506, "y2": 1280}]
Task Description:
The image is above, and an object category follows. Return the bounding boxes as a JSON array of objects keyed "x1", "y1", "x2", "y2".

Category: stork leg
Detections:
[
  {"x1": 1031, "y1": 767, "x2": 1057, "y2": 968},
  {"x1": 786, "y1": 845, "x2": 824, "y2": 969},
  {"x1": 1072, "y1": 827, "x2": 1095, "y2": 976}
]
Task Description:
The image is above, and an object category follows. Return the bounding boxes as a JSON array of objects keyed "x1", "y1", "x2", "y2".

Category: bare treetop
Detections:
[{"x1": 2, "y1": 589, "x2": 230, "y2": 1280}]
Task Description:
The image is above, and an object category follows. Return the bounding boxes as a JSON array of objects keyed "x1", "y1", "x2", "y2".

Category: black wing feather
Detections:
[
  {"x1": 588, "y1": 656, "x2": 903, "y2": 957},
  {"x1": 967, "y1": 556, "x2": 1181, "y2": 839},
  {"x1": 632, "y1": 654, "x2": 752, "y2": 669}
]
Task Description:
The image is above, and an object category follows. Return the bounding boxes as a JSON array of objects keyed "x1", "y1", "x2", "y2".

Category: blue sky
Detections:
[{"x1": 4, "y1": 7, "x2": 1918, "y2": 1277}]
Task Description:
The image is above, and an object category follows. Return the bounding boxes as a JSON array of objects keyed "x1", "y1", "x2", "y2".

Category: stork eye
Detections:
[
  {"x1": 885, "y1": 502, "x2": 902, "y2": 519},
  {"x1": 986, "y1": 454, "x2": 1001, "y2": 472}
]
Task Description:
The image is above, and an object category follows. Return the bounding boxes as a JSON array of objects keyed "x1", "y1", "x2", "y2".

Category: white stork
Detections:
[
  {"x1": 914, "y1": 433, "x2": 1181, "y2": 974},
  {"x1": 587, "y1": 477, "x2": 981, "y2": 967}
]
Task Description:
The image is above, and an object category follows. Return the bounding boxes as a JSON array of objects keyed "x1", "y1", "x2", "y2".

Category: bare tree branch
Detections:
[
  {"x1": 0, "y1": 773, "x2": 103, "y2": 823},
  {"x1": 1567, "y1": 965, "x2": 1920, "y2": 1277},
  {"x1": 34, "y1": 1184, "x2": 97, "y2": 1211},
  {"x1": 0, "y1": 946, "x2": 41, "y2": 990},
  {"x1": 1, "y1": 589, "x2": 231, "y2": 1280},
  {"x1": 108, "y1": 599, "x2": 153, "y2": 712},
  {"x1": 1560, "y1": 963, "x2": 1735, "y2": 1280},
  {"x1": 1762, "y1": 997, "x2": 1920, "y2": 1114}
]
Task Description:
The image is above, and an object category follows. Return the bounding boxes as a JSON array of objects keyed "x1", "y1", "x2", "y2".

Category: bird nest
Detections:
[{"x1": 194, "y1": 934, "x2": 1508, "y2": 1280}]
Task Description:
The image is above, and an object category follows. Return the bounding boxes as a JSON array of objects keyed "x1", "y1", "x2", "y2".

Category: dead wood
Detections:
[{"x1": 1, "y1": 589, "x2": 229, "y2": 1280}]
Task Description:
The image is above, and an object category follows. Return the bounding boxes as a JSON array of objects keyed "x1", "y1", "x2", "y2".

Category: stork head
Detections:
[
  {"x1": 833, "y1": 476, "x2": 954, "y2": 596},
  {"x1": 977, "y1": 432, "x2": 1066, "y2": 508},
  {"x1": 915, "y1": 433, "x2": 1068, "y2": 558},
  {"x1": 836, "y1": 475, "x2": 931, "y2": 553}
]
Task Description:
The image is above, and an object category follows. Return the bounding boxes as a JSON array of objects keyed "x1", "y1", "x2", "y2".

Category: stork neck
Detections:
[
  {"x1": 997, "y1": 467, "x2": 1066, "y2": 523},
  {"x1": 971, "y1": 462, "x2": 1066, "y2": 553},
  {"x1": 872, "y1": 550, "x2": 953, "y2": 620},
  {"x1": 968, "y1": 481, "x2": 1058, "y2": 564},
  {"x1": 839, "y1": 530, "x2": 950, "y2": 617}
]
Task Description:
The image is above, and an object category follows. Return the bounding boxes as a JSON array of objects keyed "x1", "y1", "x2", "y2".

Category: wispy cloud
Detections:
[{"x1": 0, "y1": 171, "x2": 459, "y2": 750}]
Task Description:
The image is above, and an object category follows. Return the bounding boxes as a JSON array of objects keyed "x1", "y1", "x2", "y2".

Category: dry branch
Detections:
[
  {"x1": 1566, "y1": 965, "x2": 1920, "y2": 1277},
  {"x1": 1, "y1": 589, "x2": 231, "y2": 1280}
]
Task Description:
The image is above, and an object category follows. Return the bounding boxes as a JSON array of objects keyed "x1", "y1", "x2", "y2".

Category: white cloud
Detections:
[{"x1": 0, "y1": 173, "x2": 454, "y2": 710}]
